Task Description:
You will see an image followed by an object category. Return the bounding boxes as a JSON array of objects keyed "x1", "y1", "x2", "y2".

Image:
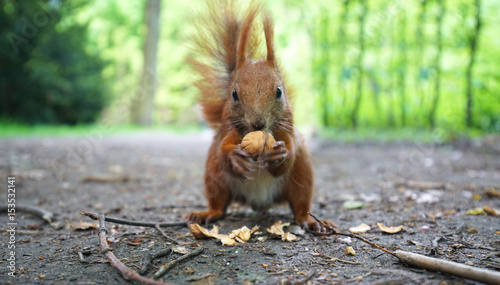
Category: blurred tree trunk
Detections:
[
  {"x1": 314, "y1": 9, "x2": 331, "y2": 127},
  {"x1": 338, "y1": 0, "x2": 350, "y2": 127},
  {"x1": 131, "y1": 0, "x2": 161, "y2": 125},
  {"x1": 416, "y1": 0, "x2": 428, "y2": 127},
  {"x1": 399, "y1": 5, "x2": 407, "y2": 127},
  {"x1": 429, "y1": 0, "x2": 444, "y2": 128},
  {"x1": 466, "y1": 0, "x2": 481, "y2": 127},
  {"x1": 351, "y1": 0, "x2": 366, "y2": 128}
]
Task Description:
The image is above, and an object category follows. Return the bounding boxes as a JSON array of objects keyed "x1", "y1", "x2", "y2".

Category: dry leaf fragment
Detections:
[
  {"x1": 190, "y1": 224, "x2": 220, "y2": 239},
  {"x1": 266, "y1": 220, "x2": 290, "y2": 236},
  {"x1": 472, "y1": 193, "x2": 482, "y2": 200},
  {"x1": 349, "y1": 223, "x2": 371, "y2": 234},
  {"x1": 376, "y1": 223, "x2": 403, "y2": 234},
  {"x1": 345, "y1": 247, "x2": 356, "y2": 256},
  {"x1": 343, "y1": 200, "x2": 365, "y2": 210},
  {"x1": 466, "y1": 207, "x2": 486, "y2": 215},
  {"x1": 484, "y1": 187, "x2": 500, "y2": 198},
  {"x1": 171, "y1": 245, "x2": 189, "y2": 255},
  {"x1": 257, "y1": 237, "x2": 267, "y2": 242},
  {"x1": 483, "y1": 205, "x2": 499, "y2": 216},
  {"x1": 266, "y1": 221, "x2": 297, "y2": 242},
  {"x1": 75, "y1": 221, "x2": 96, "y2": 230},
  {"x1": 220, "y1": 235, "x2": 236, "y2": 246},
  {"x1": 231, "y1": 225, "x2": 259, "y2": 242},
  {"x1": 282, "y1": 232, "x2": 297, "y2": 242},
  {"x1": 467, "y1": 228, "x2": 478, "y2": 234},
  {"x1": 190, "y1": 224, "x2": 258, "y2": 246}
]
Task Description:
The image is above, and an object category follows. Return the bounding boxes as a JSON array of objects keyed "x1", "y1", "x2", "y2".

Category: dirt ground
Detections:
[{"x1": 1, "y1": 131, "x2": 499, "y2": 284}]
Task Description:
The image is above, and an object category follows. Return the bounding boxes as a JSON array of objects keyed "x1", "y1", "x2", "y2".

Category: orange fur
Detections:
[{"x1": 186, "y1": 1, "x2": 325, "y2": 233}]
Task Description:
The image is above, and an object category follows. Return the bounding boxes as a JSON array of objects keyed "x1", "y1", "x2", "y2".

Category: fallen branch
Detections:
[
  {"x1": 140, "y1": 248, "x2": 172, "y2": 275},
  {"x1": 153, "y1": 247, "x2": 204, "y2": 279},
  {"x1": 0, "y1": 205, "x2": 54, "y2": 223},
  {"x1": 82, "y1": 212, "x2": 185, "y2": 228},
  {"x1": 94, "y1": 213, "x2": 173, "y2": 285},
  {"x1": 154, "y1": 224, "x2": 182, "y2": 245},
  {"x1": 309, "y1": 212, "x2": 500, "y2": 285},
  {"x1": 395, "y1": 250, "x2": 500, "y2": 285}
]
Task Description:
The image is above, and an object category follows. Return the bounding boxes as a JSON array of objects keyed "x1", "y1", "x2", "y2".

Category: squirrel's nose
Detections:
[{"x1": 251, "y1": 118, "x2": 266, "y2": 130}]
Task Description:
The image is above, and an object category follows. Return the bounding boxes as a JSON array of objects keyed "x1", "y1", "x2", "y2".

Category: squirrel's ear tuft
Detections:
[
  {"x1": 236, "y1": 7, "x2": 258, "y2": 68},
  {"x1": 264, "y1": 14, "x2": 275, "y2": 68}
]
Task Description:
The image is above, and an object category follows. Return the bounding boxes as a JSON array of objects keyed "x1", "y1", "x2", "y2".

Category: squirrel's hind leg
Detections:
[
  {"x1": 185, "y1": 155, "x2": 231, "y2": 225},
  {"x1": 284, "y1": 147, "x2": 331, "y2": 234}
]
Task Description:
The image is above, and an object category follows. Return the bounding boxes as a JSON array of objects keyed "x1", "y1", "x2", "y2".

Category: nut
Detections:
[{"x1": 241, "y1": 131, "x2": 276, "y2": 160}]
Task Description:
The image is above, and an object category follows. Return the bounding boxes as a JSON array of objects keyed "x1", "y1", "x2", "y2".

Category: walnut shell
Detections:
[{"x1": 241, "y1": 131, "x2": 276, "y2": 160}]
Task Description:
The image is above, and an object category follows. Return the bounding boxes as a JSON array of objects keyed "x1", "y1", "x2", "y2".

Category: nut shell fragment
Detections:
[
  {"x1": 345, "y1": 246, "x2": 356, "y2": 256},
  {"x1": 349, "y1": 223, "x2": 371, "y2": 234},
  {"x1": 376, "y1": 223, "x2": 403, "y2": 234}
]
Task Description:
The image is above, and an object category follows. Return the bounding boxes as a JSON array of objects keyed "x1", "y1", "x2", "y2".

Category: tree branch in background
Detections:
[
  {"x1": 351, "y1": 0, "x2": 367, "y2": 128},
  {"x1": 131, "y1": 0, "x2": 161, "y2": 125},
  {"x1": 429, "y1": 0, "x2": 444, "y2": 128},
  {"x1": 466, "y1": 0, "x2": 482, "y2": 127}
]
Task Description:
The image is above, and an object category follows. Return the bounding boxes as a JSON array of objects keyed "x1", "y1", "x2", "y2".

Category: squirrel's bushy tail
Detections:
[{"x1": 189, "y1": 1, "x2": 264, "y2": 127}]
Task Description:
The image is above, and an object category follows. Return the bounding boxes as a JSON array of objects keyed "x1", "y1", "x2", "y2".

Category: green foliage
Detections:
[
  {"x1": 1, "y1": 0, "x2": 498, "y2": 133},
  {"x1": 307, "y1": 0, "x2": 500, "y2": 132},
  {"x1": 0, "y1": 0, "x2": 109, "y2": 124}
]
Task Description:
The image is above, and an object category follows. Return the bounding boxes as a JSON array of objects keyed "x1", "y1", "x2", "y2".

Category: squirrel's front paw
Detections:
[
  {"x1": 229, "y1": 146, "x2": 257, "y2": 179},
  {"x1": 260, "y1": 141, "x2": 288, "y2": 168}
]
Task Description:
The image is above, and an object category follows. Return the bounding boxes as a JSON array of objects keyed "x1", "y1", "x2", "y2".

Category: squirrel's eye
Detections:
[
  {"x1": 275, "y1": 86, "x2": 282, "y2": 99},
  {"x1": 232, "y1": 89, "x2": 239, "y2": 101}
]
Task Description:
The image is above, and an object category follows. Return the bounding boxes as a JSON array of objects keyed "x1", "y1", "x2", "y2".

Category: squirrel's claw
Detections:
[
  {"x1": 184, "y1": 210, "x2": 223, "y2": 226},
  {"x1": 230, "y1": 146, "x2": 257, "y2": 179},
  {"x1": 304, "y1": 218, "x2": 336, "y2": 235},
  {"x1": 260, "y1": 141, "x2": 288, "y2": 168}
]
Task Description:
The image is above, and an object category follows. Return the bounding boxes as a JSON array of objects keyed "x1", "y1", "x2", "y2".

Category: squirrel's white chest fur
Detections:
[{"x1": 228, "y1": 170, "x2": 285, "y2": 210}]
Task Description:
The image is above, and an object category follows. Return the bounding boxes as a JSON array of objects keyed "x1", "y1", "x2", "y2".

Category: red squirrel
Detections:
[{"x1": 185, "y1": 1, "x2": 327, "y2": 233}]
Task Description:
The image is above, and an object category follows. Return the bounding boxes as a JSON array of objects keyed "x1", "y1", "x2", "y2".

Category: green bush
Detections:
[{"x1": 0, "y1": 0, "x2": 109, "y2": 124}]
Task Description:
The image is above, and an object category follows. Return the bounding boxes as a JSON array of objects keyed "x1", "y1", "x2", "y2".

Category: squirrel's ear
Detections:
[
  {"x1": 264, "y1": 14, "x2": 276, "y2": 68},
  {"x1": 236, "y1": 8, "x2": 258, "y2": 69}
]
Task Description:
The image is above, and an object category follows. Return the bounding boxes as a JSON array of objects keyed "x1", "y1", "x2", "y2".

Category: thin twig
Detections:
[
  {"x1": 308, "y1": 212, "x2": 396, "y2": 257},
  {"x1": 154, "y1": 224, "x2": 182, "y2": 245},
  {"x1": 82, "y1": 212, "x2": 185, "y2": 228},
  {"x1": 1, "y1": 205, "x2": 54, "y2": 222},
  {"x1": 94, "y1": 214, "x2": 173, "y2": 285},
  {"x1": 299, "y1": 270, "x2": 318, "y2": 284},
  {"x1": 185, "y1": 273, "x2": 216, "y2": 282},
  {"x1": 346, "y1": 272, "x2": 372, "y2": 282},
  {"x1": 140, "y1": 248, "x2": 172, "y2": 275},
  {"x1": 153, "y1": 247, "x2": 204, "y2": 279},
  {"x1": 322, "y1": 254, "x2": 361, "y2": 265}
]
